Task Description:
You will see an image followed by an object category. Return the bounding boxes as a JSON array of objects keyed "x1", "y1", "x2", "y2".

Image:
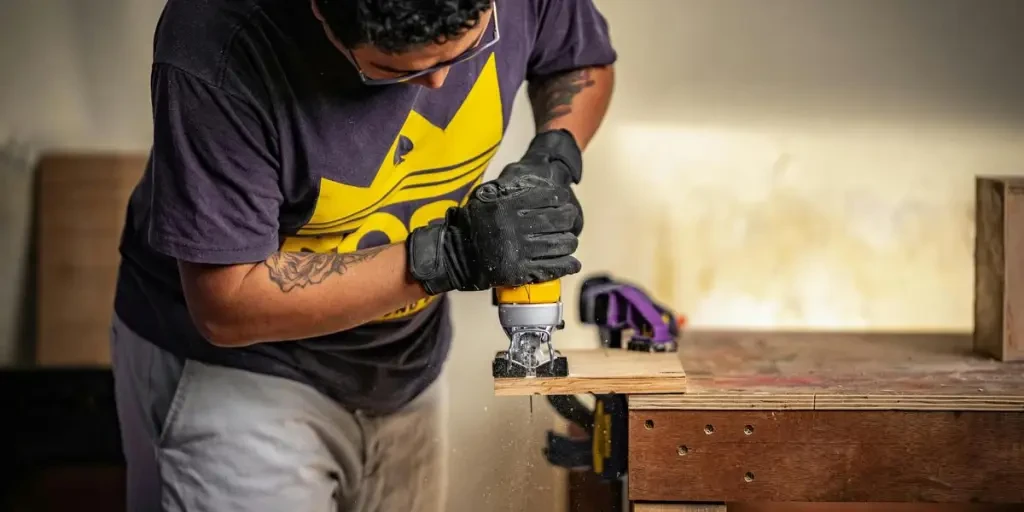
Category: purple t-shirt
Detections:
[{"x1": 114, "y1": 0, "x2": 617, "y2": 414}]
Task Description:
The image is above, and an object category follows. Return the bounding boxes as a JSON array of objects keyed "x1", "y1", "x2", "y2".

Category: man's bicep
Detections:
[
  {"x1": 526, "y1": 0, "x2": 618, "y2": 80},
  {"x1": 148, "y1": 64, "x2": 283, "y2": 266}
]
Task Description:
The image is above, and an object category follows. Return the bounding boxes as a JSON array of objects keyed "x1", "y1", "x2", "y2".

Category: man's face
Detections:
[{"x1": 313, "y1": 2, "x2": 494, "y2": 90}]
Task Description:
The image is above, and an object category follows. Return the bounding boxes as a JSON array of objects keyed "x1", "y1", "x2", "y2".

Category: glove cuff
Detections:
[
  {"x1": 526, "y1": 129, "x2": 583, "y2": 184},
  {"x1": 407, "y1": 224, "x2": 454, "y2": 295},
  {"x1": 408, "y1": 209, "x2": 482, "y2": 294}
]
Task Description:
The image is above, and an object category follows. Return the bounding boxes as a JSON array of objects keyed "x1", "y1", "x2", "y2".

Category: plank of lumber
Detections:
[
  {"x1": 493, "y1": 349, "x2": 686, "y2": 396},
  {"x1": 36, "y1": 153, "x2": 146, "y2": 367},
  {"x1": 628, "y1": 410, "x2": 1024, "y2": 503},
  {"x1": 975, "y1": 176, "x2": 1024, "y2": 362},
  {"x1": 633, "y1": 504, "x2": 726, "y2": 512},
  {"x1": 630, "y1": 330, "x2": 1024, "y2": 411}
]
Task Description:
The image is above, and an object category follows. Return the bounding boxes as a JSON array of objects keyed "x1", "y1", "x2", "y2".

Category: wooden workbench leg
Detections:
[{"x1": 631, "y1": 503, "x2": 727, "y2": 512}]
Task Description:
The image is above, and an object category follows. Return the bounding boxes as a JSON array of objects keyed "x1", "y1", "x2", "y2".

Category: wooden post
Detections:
[{"x1": 974, "y1": 176, "x2": 1024, "y2": 361}]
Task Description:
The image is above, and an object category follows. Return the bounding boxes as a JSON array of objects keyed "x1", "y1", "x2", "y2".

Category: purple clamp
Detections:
[{"x1": 579, "y1": 276, "x2": 679, "y2": 352}]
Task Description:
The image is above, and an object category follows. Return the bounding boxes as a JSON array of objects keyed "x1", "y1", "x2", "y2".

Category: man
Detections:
[{"x1": 111, "y1": 0, "x2": 616, "y2": 510}]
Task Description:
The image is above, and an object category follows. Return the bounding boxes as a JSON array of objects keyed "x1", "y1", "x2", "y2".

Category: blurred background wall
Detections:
[
  {"x1": 572, "y1": 0, "x2": 1024, "y2": 338},
  {"x1": 2, "y1": 0, "x2": 1023, "y2": 510}
]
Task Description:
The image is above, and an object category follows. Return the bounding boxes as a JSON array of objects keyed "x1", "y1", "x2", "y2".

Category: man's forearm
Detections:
[
  {"x1": 527, "y1": 64, "x2": 615, "y2": 150},
  {"x1": 180, "y1": 243, "x2": 429, "y2": 347}
]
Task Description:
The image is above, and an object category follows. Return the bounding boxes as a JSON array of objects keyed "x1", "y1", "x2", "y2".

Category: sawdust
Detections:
[
  {"x1": 489, "y1": 398, "x2": 548, "y2": 512},
  {"x1": 510, "y1": 399, "x2": 535, "y2": 512}
]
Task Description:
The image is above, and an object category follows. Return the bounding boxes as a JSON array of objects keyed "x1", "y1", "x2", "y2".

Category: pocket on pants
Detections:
[{"x1": 157, "y1": 360, "x2": 196, "y2": 447}]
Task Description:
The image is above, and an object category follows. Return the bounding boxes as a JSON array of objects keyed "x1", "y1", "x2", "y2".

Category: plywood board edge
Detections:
[
  {"x1": 493, "y1": 348, "x2": 686, "y2": 397},
  {"x1": 629, "y1": 393, "x2": 1024, "y2": 412}
]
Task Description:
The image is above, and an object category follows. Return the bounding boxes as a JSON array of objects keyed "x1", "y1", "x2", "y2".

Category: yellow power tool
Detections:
[{"x1": 491, "y1": 280, "x2": 569, "y2": 378}]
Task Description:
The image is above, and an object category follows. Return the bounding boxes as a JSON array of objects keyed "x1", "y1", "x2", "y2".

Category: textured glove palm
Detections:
[{"x1": 407, "y1": 174, "x2": 582, "y2": 295}]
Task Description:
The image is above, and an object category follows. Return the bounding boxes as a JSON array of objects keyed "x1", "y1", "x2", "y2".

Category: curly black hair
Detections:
[{"x1": 315, "y1": 0, "x2": 493, "y2": 55}]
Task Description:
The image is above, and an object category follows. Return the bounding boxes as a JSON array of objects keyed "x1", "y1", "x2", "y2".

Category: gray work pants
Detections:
[{"x1": 110, "y1": 315, "x2": 449, "y2": 512}]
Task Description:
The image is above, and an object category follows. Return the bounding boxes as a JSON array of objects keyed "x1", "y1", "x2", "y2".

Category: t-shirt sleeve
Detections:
[
  {"x1": 147, "y1": 63, "x2": 283, "y2": 265},
  {"x1": 526, "y1": 0, "x2": 618, "y2": 80}
]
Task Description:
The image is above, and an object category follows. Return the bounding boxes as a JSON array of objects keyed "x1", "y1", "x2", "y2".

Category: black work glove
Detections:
[
  {"x1": 406, "y1": 174, "x2": 582, "y2": 295},
  {"x1": 496, "y1": 129, "x2": 584, "y2": 235}
]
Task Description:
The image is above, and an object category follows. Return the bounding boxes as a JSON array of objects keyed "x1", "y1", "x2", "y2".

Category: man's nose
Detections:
[{"x1": 413, "y1": 67, "x2": 450, "y2": 89}]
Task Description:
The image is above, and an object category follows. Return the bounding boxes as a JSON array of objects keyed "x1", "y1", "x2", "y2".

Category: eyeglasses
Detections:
[{"x1": 314, "y1": 0, "x2": 500, "y2": 86}]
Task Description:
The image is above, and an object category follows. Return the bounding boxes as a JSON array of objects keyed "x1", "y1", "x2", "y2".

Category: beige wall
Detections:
[
  {"x1": 3, "y1": 0, "x2": 1024, "y2": 510},
  {"x1": 0, "y1": 0, "x2": 156, "y2": 151},
  {"x1": 563, "y1": 0, "x2": 1024, "y2": 340}
]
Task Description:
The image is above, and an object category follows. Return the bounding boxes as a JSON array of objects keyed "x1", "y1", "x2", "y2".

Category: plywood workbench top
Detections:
[{"x1": 632, "y1": 330, "x2": 1024, "y2": 411}]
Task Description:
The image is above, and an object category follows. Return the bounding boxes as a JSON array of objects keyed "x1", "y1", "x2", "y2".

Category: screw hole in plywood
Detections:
[
  {"x1": 744, "y1": 472, "x2": 755, "y2": 482},
  {"x1": 744, "y1": 424, "x2": 754, "y2": 435},
  {"x1": 704, "y1": 424, "x2": 715, "y2": 434},
  {"x1": 645, "y1": 419, "x2": 655, "y2": 429},
  {"x1": 677, "y1": 445, "x2": 688, "y2": 456}
]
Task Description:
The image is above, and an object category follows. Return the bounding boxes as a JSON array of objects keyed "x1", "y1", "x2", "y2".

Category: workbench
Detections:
[{"x1": 626, "y1": 330, "x2": 1024, "y2": 511}]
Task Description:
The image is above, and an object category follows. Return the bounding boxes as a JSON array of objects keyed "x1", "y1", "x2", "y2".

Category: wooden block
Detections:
[
  {"x1": 975, "y1": 176, "x2": 1024, "y2": 361},
  {"x1": 493, "y1": 349, "x2": 686, "y2": 396},
  {"x1": 628, "y1": 410, "x2": 1024, "y2": 503},
  {"x1": 36, "y1": 153, "x2": 146, "y2": 367}
]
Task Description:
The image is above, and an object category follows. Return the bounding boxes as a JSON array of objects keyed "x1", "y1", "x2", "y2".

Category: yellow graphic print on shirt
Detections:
[{"x1": 279, "y1": 54, "x2": 504, "y2": 322}]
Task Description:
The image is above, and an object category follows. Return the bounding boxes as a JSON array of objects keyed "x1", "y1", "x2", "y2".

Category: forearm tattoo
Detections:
[
  {"x1": 264, "y1": 246, "x2": 387, "y2": 292},
  {"x1": 527, "y1": 68, "x2": 597, "y2": 130}
]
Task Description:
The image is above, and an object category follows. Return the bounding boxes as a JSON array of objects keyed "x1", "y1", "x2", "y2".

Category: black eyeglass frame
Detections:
[{"x1": 314, "y1": 0, "x2": 500, "y2": 86}]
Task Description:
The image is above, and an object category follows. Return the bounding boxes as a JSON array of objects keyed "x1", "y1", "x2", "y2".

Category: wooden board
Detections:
[
  {"x1": 36, "y1": 153, "x2": 146, "y2": 366},
  {"x1": 629, "y1": 330, "x2": 1024, "y2": 411},
  {"x1": 493, "y1": 348, "x2": 686, "y2": 396},
  {"x1": 628, "y1": 409, "x2": 1024, "y2": 503},
  {"x1": 633, "y1": 505, "x2": 725, "y2": 512},
  {"x1": 974, "y1": 176, "x2": 1024, "y2": 362}
]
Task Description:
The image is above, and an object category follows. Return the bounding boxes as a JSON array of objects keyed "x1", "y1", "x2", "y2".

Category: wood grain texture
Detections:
[
  {"x1": 36, "y1": 153, "x2": 145, "y2": 366},
  {"x1": 493, "y1": 349, "x2": 686, "y2": 396},
  {"x1": 974, "y1": 176, "x2": 1024, "y2": 362},
  {"x1": 629, "y1": 330, "x2": 1024, "y2": 411},
  {"x1": 628, "y1": 410, "x2": 1024, "y2": 503},
  {"x1": 633, "y1": 504, "x2": 726, "y2": 511},
  {"x1": 632, "y1": 393, "x2": 1024, "y2": 411},
  {"x1": 1005, "y1": 184, "x2": 1024, "y2": 359}
]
